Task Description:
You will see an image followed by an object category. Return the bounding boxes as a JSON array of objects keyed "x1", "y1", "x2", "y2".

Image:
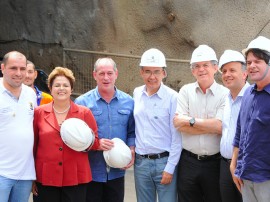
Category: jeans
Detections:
[
  {"x1": 0, "y1": 175, "x2": 32, "y2": 202},
  {"x1": 242, "y1": 179, "x2": 270, "y2": 202},
  {"x1": 134, "y1": 154, "x2": 177, "y2": 202}
]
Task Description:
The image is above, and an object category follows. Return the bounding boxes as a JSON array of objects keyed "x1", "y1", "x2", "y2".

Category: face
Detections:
[
  {"x1": 246, "y1": 52, "x2": 269, "y2": 82},
  {"x1": 1, "y1": 53, "x2": 27, "y2": 90},
  {"x1": 221, "y1": 62, "x2": 247, "y2": 91},
  {"x1": 191, "y1": 61, "x2": 217, "y2": 85},
  {"x1": 24, "y1": 63, "x2": 37, "y2": 87},
  {"x1": 140, "y1": 66, "x2": 165, "y2": 93},
  {"x1": 93, "y1": 62, "x2": 118, "y2": 93},
  {"x1": 50, "y1": 76, "x2": 72, "y2": 101}
]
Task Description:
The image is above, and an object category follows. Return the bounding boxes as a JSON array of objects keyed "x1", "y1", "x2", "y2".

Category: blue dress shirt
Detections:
[
  {"x1": 75, "y1": 87, "x2": 135, "y2": 182},
  {"x1": 233, "y1": 83, "x2": 270, "y2": 182}
]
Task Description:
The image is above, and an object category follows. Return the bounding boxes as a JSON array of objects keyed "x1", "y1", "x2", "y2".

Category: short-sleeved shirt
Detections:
[
  {"x1": 176, "y1": 81, "x2": 228, "y2": 155},
  {"x1": 0, "y1": 82, "x2": 37, "y2": 180},
  {"x1": 75, "y1": 87, "x2": 135, "y2": 182},
  {"x1": 233, "y1": 84, "x2": 270, "y2": 182}
]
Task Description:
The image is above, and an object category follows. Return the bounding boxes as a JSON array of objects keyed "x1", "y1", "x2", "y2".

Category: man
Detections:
[
  {"x1": 75, "y1": 58, "x2": 135, "y2": 202},
  {"x1": 230, "y1": 36, "x2": 270, "y2": 202},
  {"x1": 24, "y1": 60, "x2": 53, "y2": 105},
  {"x1": 133, "y1": 48, "x2": 182, "y2": 202},
  {"x1": 219, "y1": 50, "x2": 249, "y2": 202},
  {"x1": 0, "y1": 51, "x2": 37, "y2": 202},
  {"x1": 174, "y1": 45, "x2": 228, "y2": 202}
]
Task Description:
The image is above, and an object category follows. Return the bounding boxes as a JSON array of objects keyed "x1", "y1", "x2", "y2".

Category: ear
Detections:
[
  {"x1": 34, "y1": 70, "x2": 38, "y2": 79},
  {"x1": 93, "y1": 71, "x2": 97, "y2": 80}
]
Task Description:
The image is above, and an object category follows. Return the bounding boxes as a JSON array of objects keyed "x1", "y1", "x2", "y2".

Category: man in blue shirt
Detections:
[
  {"x1": 75, "y1": 58, "x2": 135, "y2": 202},
  {"x1": 231, "y1": 36, "x2": 270, "y2": 202},
  {"x1": 133, "y1": 48, "x2": 182, "y2": 202}
]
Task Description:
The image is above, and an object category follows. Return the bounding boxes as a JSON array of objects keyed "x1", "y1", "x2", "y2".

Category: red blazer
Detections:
[{"x1": 33, "y1": 101, "x2": 99, "y2": 187}]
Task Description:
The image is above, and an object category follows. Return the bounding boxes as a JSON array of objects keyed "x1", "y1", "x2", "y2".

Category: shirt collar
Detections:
[
  {"x1": 93, "y1": 86, "x2": 119, "y2": 101},
  {"x1": 194, "y1": 80, "x2": 219, "y2": 95},
  {"x1": 142, "y1": 83, "x2": 164, "y2": 99},
  {"x1": 251, "y1": 83, "x2": 270, "y2": 95}
]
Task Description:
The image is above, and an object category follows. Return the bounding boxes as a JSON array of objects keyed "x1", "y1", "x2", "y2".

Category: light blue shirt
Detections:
[
  {"x1": 133, "y1": 83, "x2": 182, "y2": 174},
  {"x1": 75, "y1": 87, "x2": 135, "y2": 182},
  {"x1": 220, "y1": 82, "x2": 250, "y2": 159}
]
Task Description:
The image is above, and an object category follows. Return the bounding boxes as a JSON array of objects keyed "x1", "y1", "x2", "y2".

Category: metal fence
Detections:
[{"x1": 63, "y1": 48, "x2": 191, "y2": 97}]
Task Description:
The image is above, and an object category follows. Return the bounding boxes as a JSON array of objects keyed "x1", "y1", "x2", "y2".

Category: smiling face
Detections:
[
  {"x1": 1, "y1": 52, "x2": 27, "y2": 91},
  {"x1": 191, "y1": 61, "x2": 218, "y2": 88},
  {"x1": 140, "y1": 66, "x2": 165, "y2": 95},
  {"x1": 50, "y1": 75, "x2": 72, "y2": 102},
  {"x1": 221, "y1": 62, "x2": 247, "y2": 92}
]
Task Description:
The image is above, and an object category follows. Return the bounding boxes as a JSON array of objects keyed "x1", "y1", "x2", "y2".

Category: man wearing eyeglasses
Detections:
[
  {"x1": 133, "y1": 48, "x2": 182, "y2": 202},
  {"x1": 173, "y1": 45, "x2": 229, "y2": 202}
]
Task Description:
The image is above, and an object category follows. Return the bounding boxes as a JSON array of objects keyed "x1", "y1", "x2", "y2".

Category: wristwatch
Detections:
[{"x1": 189, "y1": 117, "x2": 195, "y2": 127}]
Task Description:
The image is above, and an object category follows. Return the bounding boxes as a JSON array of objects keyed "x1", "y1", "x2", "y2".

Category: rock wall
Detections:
[{"x1": 1, "y1": 0, "x2": 270, "y2": 92}]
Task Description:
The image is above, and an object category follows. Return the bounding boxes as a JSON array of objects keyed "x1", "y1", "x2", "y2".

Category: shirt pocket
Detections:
[
  {"x1": 92, "y1": 110, "x2": 103, "y2": 126},
  {"x1": 117, "y1": 109, "x2": 131, "y2": 125},
  {"x1": 152, "y1": 108, "x2": 169, "y2": 121}
]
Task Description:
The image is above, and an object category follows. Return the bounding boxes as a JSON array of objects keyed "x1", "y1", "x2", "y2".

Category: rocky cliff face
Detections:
[{"x1": 1, "y1": 0, "x2": 270, "y2": 92}]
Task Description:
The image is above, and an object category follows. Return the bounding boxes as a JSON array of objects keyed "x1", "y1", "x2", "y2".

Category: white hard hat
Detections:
[
  {"x1": 60, "y1": 118, "x2": 95, "y2": 152},
  {"x1": 103, "y1": 138, "x2": 132, "y2": 168},
  {"x1": 242, "y1": 36, "x2": 270, "y2": 56},
  {"x1": 219, "y1": 50, "x2": 246, "y2": 70},
  {"x1": 140, "y1": 48, "x2": 166, "y2": 67},
  {"x1": 190, "y1": 45, "x2": 218, "y2": 64}
]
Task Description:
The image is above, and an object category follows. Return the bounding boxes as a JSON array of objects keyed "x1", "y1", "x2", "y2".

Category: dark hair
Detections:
[{"x1": 246, "y1": 49, "x2": 270, "y2": 64}]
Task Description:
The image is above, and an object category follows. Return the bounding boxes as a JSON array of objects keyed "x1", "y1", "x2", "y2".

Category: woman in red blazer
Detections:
[{"x1": 32, "y1": 67, "x2": 100, "y2": 202}]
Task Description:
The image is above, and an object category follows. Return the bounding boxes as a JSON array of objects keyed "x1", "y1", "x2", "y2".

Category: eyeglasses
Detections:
[{"x1": 142, "y1": 69, "x2": 163, "y2": 76}]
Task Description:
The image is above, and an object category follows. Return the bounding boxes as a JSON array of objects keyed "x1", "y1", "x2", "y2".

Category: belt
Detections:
[
  {"x1": 138, "y1": 151, "x2": 169, "y2": 160},
  {"x1": 182, "y1": 149, "x2": 221, "y2": 161},
  {"x1": 222, "y1": 156, "x2": 232, "y2": 163}
]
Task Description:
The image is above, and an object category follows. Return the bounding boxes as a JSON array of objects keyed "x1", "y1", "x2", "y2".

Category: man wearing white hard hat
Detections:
[
  {"x1": 219, "y1": 50, "x2": 249, "y2": 202},
  {"x1": 174, "y1": 45, "x2": 228, "y2": 202},
  {"x1": 133, "y1": 48, "x2": 182, "y2": 202},
  {"x1": 230, "y1": 36, "x2": 270, "y2": 202},
  {"x1": 75, "y1": 58, "x2": 135, "y2": 202}
]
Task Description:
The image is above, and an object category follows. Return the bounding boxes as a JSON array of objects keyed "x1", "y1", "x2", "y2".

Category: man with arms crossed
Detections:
[
  {"x1": 174, "y1": 45, "x2": 228, "y2": 202},
  {"x1": 219, "y1": 50, "x2": 249, "y2": 202},
  {"x1": 0, "y1": 51, "x2": 36, "y2": 202}
]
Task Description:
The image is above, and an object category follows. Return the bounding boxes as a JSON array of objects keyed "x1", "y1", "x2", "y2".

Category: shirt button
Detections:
[
  {"x1": 59, "y1": 162, "x2": 62, "y2": 166},
  {"x1": 59, "y1": 147, "x2": 63, "y2": 151}
]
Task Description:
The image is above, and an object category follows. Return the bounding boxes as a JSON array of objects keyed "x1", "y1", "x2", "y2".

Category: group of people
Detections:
[{"x1": 0, "y1": 35, "x2": 269, "y2": 202}]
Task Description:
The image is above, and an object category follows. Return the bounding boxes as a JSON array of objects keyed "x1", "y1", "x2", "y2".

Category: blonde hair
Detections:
[{"x1": 48, "y1": 67, "x2": 75, "y2": 90}]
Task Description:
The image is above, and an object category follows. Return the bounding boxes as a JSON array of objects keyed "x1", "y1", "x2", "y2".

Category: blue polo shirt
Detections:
[
  {"x1": 233, "y1": 83, "x2": 270, "y2": 182},
  {"x1": 75, "y1": 87, "x2": 135, "y2": 182}
]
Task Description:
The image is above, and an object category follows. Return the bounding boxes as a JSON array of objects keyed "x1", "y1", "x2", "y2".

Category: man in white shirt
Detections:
[
  {"x1": 0, "y1": 51, "x2": 36, "y2": 202},
  {"x1": 219, "y1": 50, "x2": 249, "y2": 202},
  {"x1": 133, "y1": 48, "x2": 182, "y2": 202},
  {"x1": 174, "y1": 45, "x2": 228, "y2": 202}
]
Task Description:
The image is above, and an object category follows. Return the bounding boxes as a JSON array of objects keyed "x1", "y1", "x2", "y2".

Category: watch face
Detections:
[{"x1": 190, "y1": 118, "x2": 195, "y2": 126}]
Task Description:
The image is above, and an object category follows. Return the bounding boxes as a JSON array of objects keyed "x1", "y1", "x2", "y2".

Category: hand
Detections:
[
  {"x1": 160, "y1": 171, "x2": 173, "y2": 185},
  {"x1": 123, "y1": 147, "x2": 135, "y2": 170},
  {"x1": 173, "y1": 113, "x2": 189, "y2": 129},
  {"x1": 230, "y1": 162, "x2": 243, "y2": 192},
  {"x1": 98, "y1": 138, "x2": 114, "y2": 151},
  {"x1": 32, "y1": 181, "x2": 38, "y2": 196}
]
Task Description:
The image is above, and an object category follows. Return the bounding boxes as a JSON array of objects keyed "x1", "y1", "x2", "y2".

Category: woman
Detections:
[{"x1": 32, "y1": 67, "x2": 100, "y2": 202}]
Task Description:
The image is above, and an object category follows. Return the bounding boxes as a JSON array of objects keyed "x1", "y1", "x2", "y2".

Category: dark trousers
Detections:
[
  {"x1": 86, "y1": 177, "x2": 124, "y2": 202},
  {"x1": 220, "y1": 158, "x2": 242, "y2": 202},
  {"x1": 177, "y1": 151, "x2": 221, "y2": 202},
  {"x1": 34, "y1": 182, "x2": 87, "y2": 202}
]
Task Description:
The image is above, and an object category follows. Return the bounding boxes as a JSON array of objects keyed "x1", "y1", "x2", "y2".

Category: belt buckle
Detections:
[{"x1": 197, "y1": 155, "x2": 206, "y2": 160}]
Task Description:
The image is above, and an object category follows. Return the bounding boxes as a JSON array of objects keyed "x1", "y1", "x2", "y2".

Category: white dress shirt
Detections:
[{"x1": 220, "y1": 82, "x2": 250, "y2": 159}]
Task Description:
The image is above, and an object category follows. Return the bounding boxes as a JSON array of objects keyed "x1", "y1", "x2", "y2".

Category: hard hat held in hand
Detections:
[
  {"x1": 190, "y1": 45, "x2": 218, "y2": 64},
  {"x1": 103, "y1": 138, "x2": 132, "y2": 168},
  {"x1": 242, "y1": 36, "x2": 270, "y2": 55},
  {"x1": 140, "y1": 48, "x2": 167, "y2": 68},
  {"x1": 219, "y1": 50, "x2": 246, "y2": 70},
  {"x1": 60, "y1": 118, "x2": 95, "y2": 152}
]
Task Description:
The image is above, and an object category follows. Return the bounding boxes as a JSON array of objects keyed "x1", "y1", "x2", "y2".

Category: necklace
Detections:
[{"x1": 53, "y1": 105, "x2": 70, "y2": 114}]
